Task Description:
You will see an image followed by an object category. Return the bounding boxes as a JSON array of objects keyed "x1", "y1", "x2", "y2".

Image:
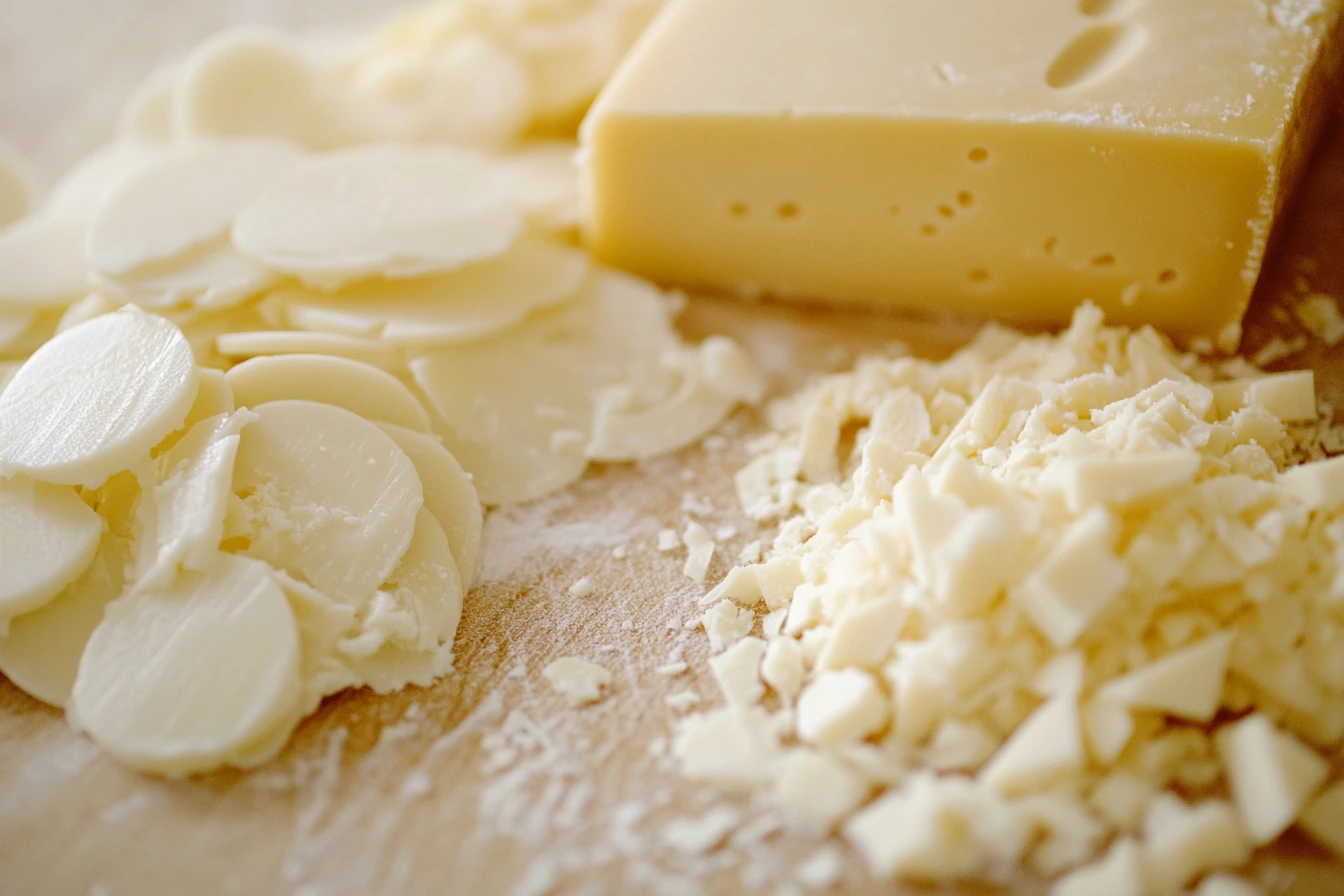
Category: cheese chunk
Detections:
[
  {"x1": 582, "y1": 0, "x2": 1344, "y2": 346},
  {"x1": 1215, "y1": 713, "x2": 1329, "y2": 845}
]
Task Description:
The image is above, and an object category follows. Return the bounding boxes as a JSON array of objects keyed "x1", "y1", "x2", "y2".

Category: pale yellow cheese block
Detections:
[{"x1": 581, "y1": 0, "x2": 1344, "y2": 348}]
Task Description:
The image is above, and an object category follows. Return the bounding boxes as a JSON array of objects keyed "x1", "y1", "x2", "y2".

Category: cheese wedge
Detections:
[{"x1": 582, "y1": 0, "x2": 1344, "y2": 348}]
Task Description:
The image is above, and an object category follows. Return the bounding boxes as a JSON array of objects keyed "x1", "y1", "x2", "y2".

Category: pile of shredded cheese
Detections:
[{"x1": 678, "y1": 305, "x2": 1344, "y2": 893}]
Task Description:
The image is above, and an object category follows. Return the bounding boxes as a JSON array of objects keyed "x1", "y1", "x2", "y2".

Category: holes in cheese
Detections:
[
  {"x1": 1044, "y1": 23, "x2": 1149, "y2": 91},
  {"x1": 86, "y1": 138, "x2": 303, "y2": 277},
  {"x1": 232, "y1": 143, "x2": 520, "y2": 288},
  {"x1": 0, "y1": 477, "x2": 103, "y2": 620},
  {"x1": 224, "y1": 353, "x2": 431, "y2": 432},
  {"x1": 0, "y1": 307, "x2": 198, "y2": 487},
  {"x1": 230, "y1": 400, "x2": 423, "y2": 605},
  {"x1": 0, "y1": 218, "x2": 89, "y2": 310},
  {"x1": 69, "y1": 553, "x2": 301, "y2": 777},
  {"x1": 0, "y1": 534, "x2": 130, "y2": 708},
  {"x1": 375, "y1": 422, "x2": 482, "y2": 593},
  {"x1": 277, "y1": 236, "x2": 591, "y2": 346}
]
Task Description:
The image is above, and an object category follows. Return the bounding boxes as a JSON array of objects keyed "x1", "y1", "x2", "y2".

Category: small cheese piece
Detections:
[
  {"x1": 682, "y1": 520, "x2": 715, "y2": 584},
  {"x1": 0, "y1": 140, "x2": 37, "y2": 228},
  {"x1": 981, "y1": 696, "x2": 1084, "y2": 796},
  {"x1": 86, "y1": 138, "x2": 302, "y2": 276},
  {"x1": 0, "y1": 307, "x2": 198, "y2": 486},
  {"x1": 761, "y1": 636, "x2": 806, "y2": 702},
  {"x1": 710, "y1": 635, "x2": 766, "y2": 706},
  {"x1": 771, "y1": 748, "x2": 870, "y2": 831},
  {"x1": 1211, "y1": 370, "x2": 1317, "y2": 422},
  {"x1": 582, "y1": 0, "x2": 1344, "y2": 346},
  {"x1": 1095, "y1": 632, "x2": 1234, "y2": 722},
  {"x1": 374, "y1": 423, "x2": 481, "y2": 592},
  {"x1": 70, "y1": 553, "x2": 301, "y2": 776},
  {"x1": 543, "y1": 655, "x2": 612, "y2": 706},
  {"x1": 675, "y1": 705, "x2": 781, "y2": 789},
  {"x1": 1050, "y1": 837, "x2": 1142, "y2": 896},
  {"x1": 796, "y1": 669, "x2": 889, "y2": 745},
  {"x1": 135, "y1": 410, "x2": 254, "y2": 589},
  {"x1": 1081, "y1": 699, "x2": 1135, "y2": 766},
  {"x1": 231, "y1": 400, "x2": 423, "y2": 605},
  {"x1": 816, "y1": 596, "x2": 904, "y2": 671},
  {"x1": 1279, "y1": 454, "x2": 1344, "y2": 510},
  {"x1": 0, "y1": 535, "x2": 130, "y2": 708},
  {"x1": 1215, "y1": 713, "x2": 1329, "y2": 845},
  {"x1": 0, "y1": 217, "x2": 89, "y2": 310},
  {"x1": 1299, "y1": 780, "x2": 1344, "y2": 857},
  {"x1": 224, "y1": 353, "x2": 431, "y2": 432},
  {"x1": 0, "y1": 477, "x2": 103, "y2": 620},
  {"x1": 701, "y1": 599, "x2": 754, "y2": 652},
  {"x1": 1140, "y1": 795, "x2": 1251, "y2": 894},
  {"x1": 1010, "y1": 507, "x2": 1127, "y2": 648},
  {"x1": 278, "y1": 236, "x2": 590, "y2": 345},
  {"x1": 1042, "y1": 450, "x2": 1201, "y2": 513},
  {"x1": 233, "y1": 143, "x2": 520, "y2": 287}
]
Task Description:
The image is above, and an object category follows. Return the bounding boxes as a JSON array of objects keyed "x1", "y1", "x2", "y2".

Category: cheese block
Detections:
[{"x1": 581, "y1": 0, "x2": 1344, "y2": 348}]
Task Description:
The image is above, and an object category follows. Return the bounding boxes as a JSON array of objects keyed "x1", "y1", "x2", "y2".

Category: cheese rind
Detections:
[{"x1": 582, "y1": 0, "x2": 1344, "y2": 346}]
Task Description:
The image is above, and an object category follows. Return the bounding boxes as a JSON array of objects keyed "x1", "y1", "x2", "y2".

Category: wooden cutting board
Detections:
[{"x1": 2, "y1": 5, "x2": 1343, "y2": 894}]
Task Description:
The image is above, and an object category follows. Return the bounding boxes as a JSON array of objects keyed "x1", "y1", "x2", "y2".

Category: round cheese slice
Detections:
[
  {"x1": 231, "y1": 400, "x2": 423, "y2": 605},
  {"x1": 376, "y1": 422, "x2": 481, "y2": 591},
  {"x1": 408, "y1": 269, "x2": 679, "y2": 505},
  {"x1": 0, "y1": 534, "x2": 130, "y2": 708},
  {"x1": 214, "y1": 330, "x2": 402, "y2": 370},
  {"x1": 280, "y1": 235, "x2": 590, "y2": 346},
  {"x1": 87, "y1": 139, "x2": 303, "y2": 276},
  {"x1": 0, "y1": 477, "x2": 103, "y2": 620},
  {"x1": 0, "y1": 306, "x2": 198, "y2": 487},
  {"x1": 225, "y1": 353, "x2": 430, "y2": 431},
  {"x1": 233, "y1": 143, "x2": 520, "y2": 288},
  {"x1": 0, "y1": 217, "x2": 88, "y2": 311},
  {"x1": 173, "y1": 27, "x2": 336, "y2": 148},
  {"x1": 497, "y1": 141, "x2": 582, "y2": 232},
  {"x1": 94, "y1": 240, "x2": 276, "y2": 312},
  {"x1": 341, "y1": 509, "x2": 463, "y2": 693},
  {"x1": 69, "y1": 553, "x2": 301, "y2": 776},
  {"x1": 117, "y1": 63, "x2": 178, "y2": 146}
]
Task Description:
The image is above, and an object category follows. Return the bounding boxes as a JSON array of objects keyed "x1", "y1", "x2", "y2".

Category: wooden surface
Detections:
[{"x1": 3, "y1": 4, "x2": 1344, "y2": 895}]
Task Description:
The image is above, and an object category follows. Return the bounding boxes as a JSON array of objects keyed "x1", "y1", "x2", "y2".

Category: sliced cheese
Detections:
[
  {"x1": 375, "y1": 422, "x2": 482, "y2": 592},
  {"x1": 0, "y1": 477, "x2": 104, "y2": 620},
  {"x1": 0, "y1": 534, "x2": 130, "y2": 708},
  {"x1": 0, "y1": 307, "x2": 198, "y2": 486},
  {"x1": 231, "y1": 400, "x2": 423, "y2": 604},
  {"x1": 95, "y1": 238, "x2": 276, "y2": 311},
  {"x1": 214, "y1": 330, "x2": 403, "y2": 369},
  {"x1": 70, "y1": 553, "x2": 301, "y2": 776},
  {"x1": 86, "y1": 138, "x2": 302, "y2": 276},
  {"x1": 278, "y1": 235, "x2": 590, "y2": 345},
  {"x1": 233, "y1": 143, "x2": 520, "y2": 287},
  {"x1": 224, "y1": 353, "x2": 431, "y2": 432},
  {"x1": 497, "y1": 140, "x2": 582, "y2": 232},
  {"x1": 135, "y1": 410, "x2": 254, "y2": 589},
  {"x1": 0, "y1": 217, "x2": 89, "y2": 311}
]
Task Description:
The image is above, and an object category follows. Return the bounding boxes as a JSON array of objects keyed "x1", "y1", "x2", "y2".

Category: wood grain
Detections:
[{"x1": 1, "y1": 4, "x2": 1343, "y2": 894}]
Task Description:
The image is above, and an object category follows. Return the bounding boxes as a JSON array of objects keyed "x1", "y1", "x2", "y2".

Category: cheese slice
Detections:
[
  {"x1": 0, "y1": 477, "x2": 104, "y2": 621},
  {"x1": 582, "y1": 0, "x2": 1344, "y2": 347}
]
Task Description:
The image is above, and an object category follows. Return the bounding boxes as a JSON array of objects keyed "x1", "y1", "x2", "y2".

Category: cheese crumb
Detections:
[
  {"x1": 542, "y1": 656, "x2": 611, "y2": 707},
  {"x1": 682, "y1": 520, "x2": 715, "y2": 584},
  {"x1": 567, "y1": 576, "x2": 595, "y2": 599}
]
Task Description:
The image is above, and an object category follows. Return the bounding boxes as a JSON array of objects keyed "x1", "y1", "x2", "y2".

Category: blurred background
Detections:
[{"x1": 0, "y1": 0, "x2": 408, "y2": 179}]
